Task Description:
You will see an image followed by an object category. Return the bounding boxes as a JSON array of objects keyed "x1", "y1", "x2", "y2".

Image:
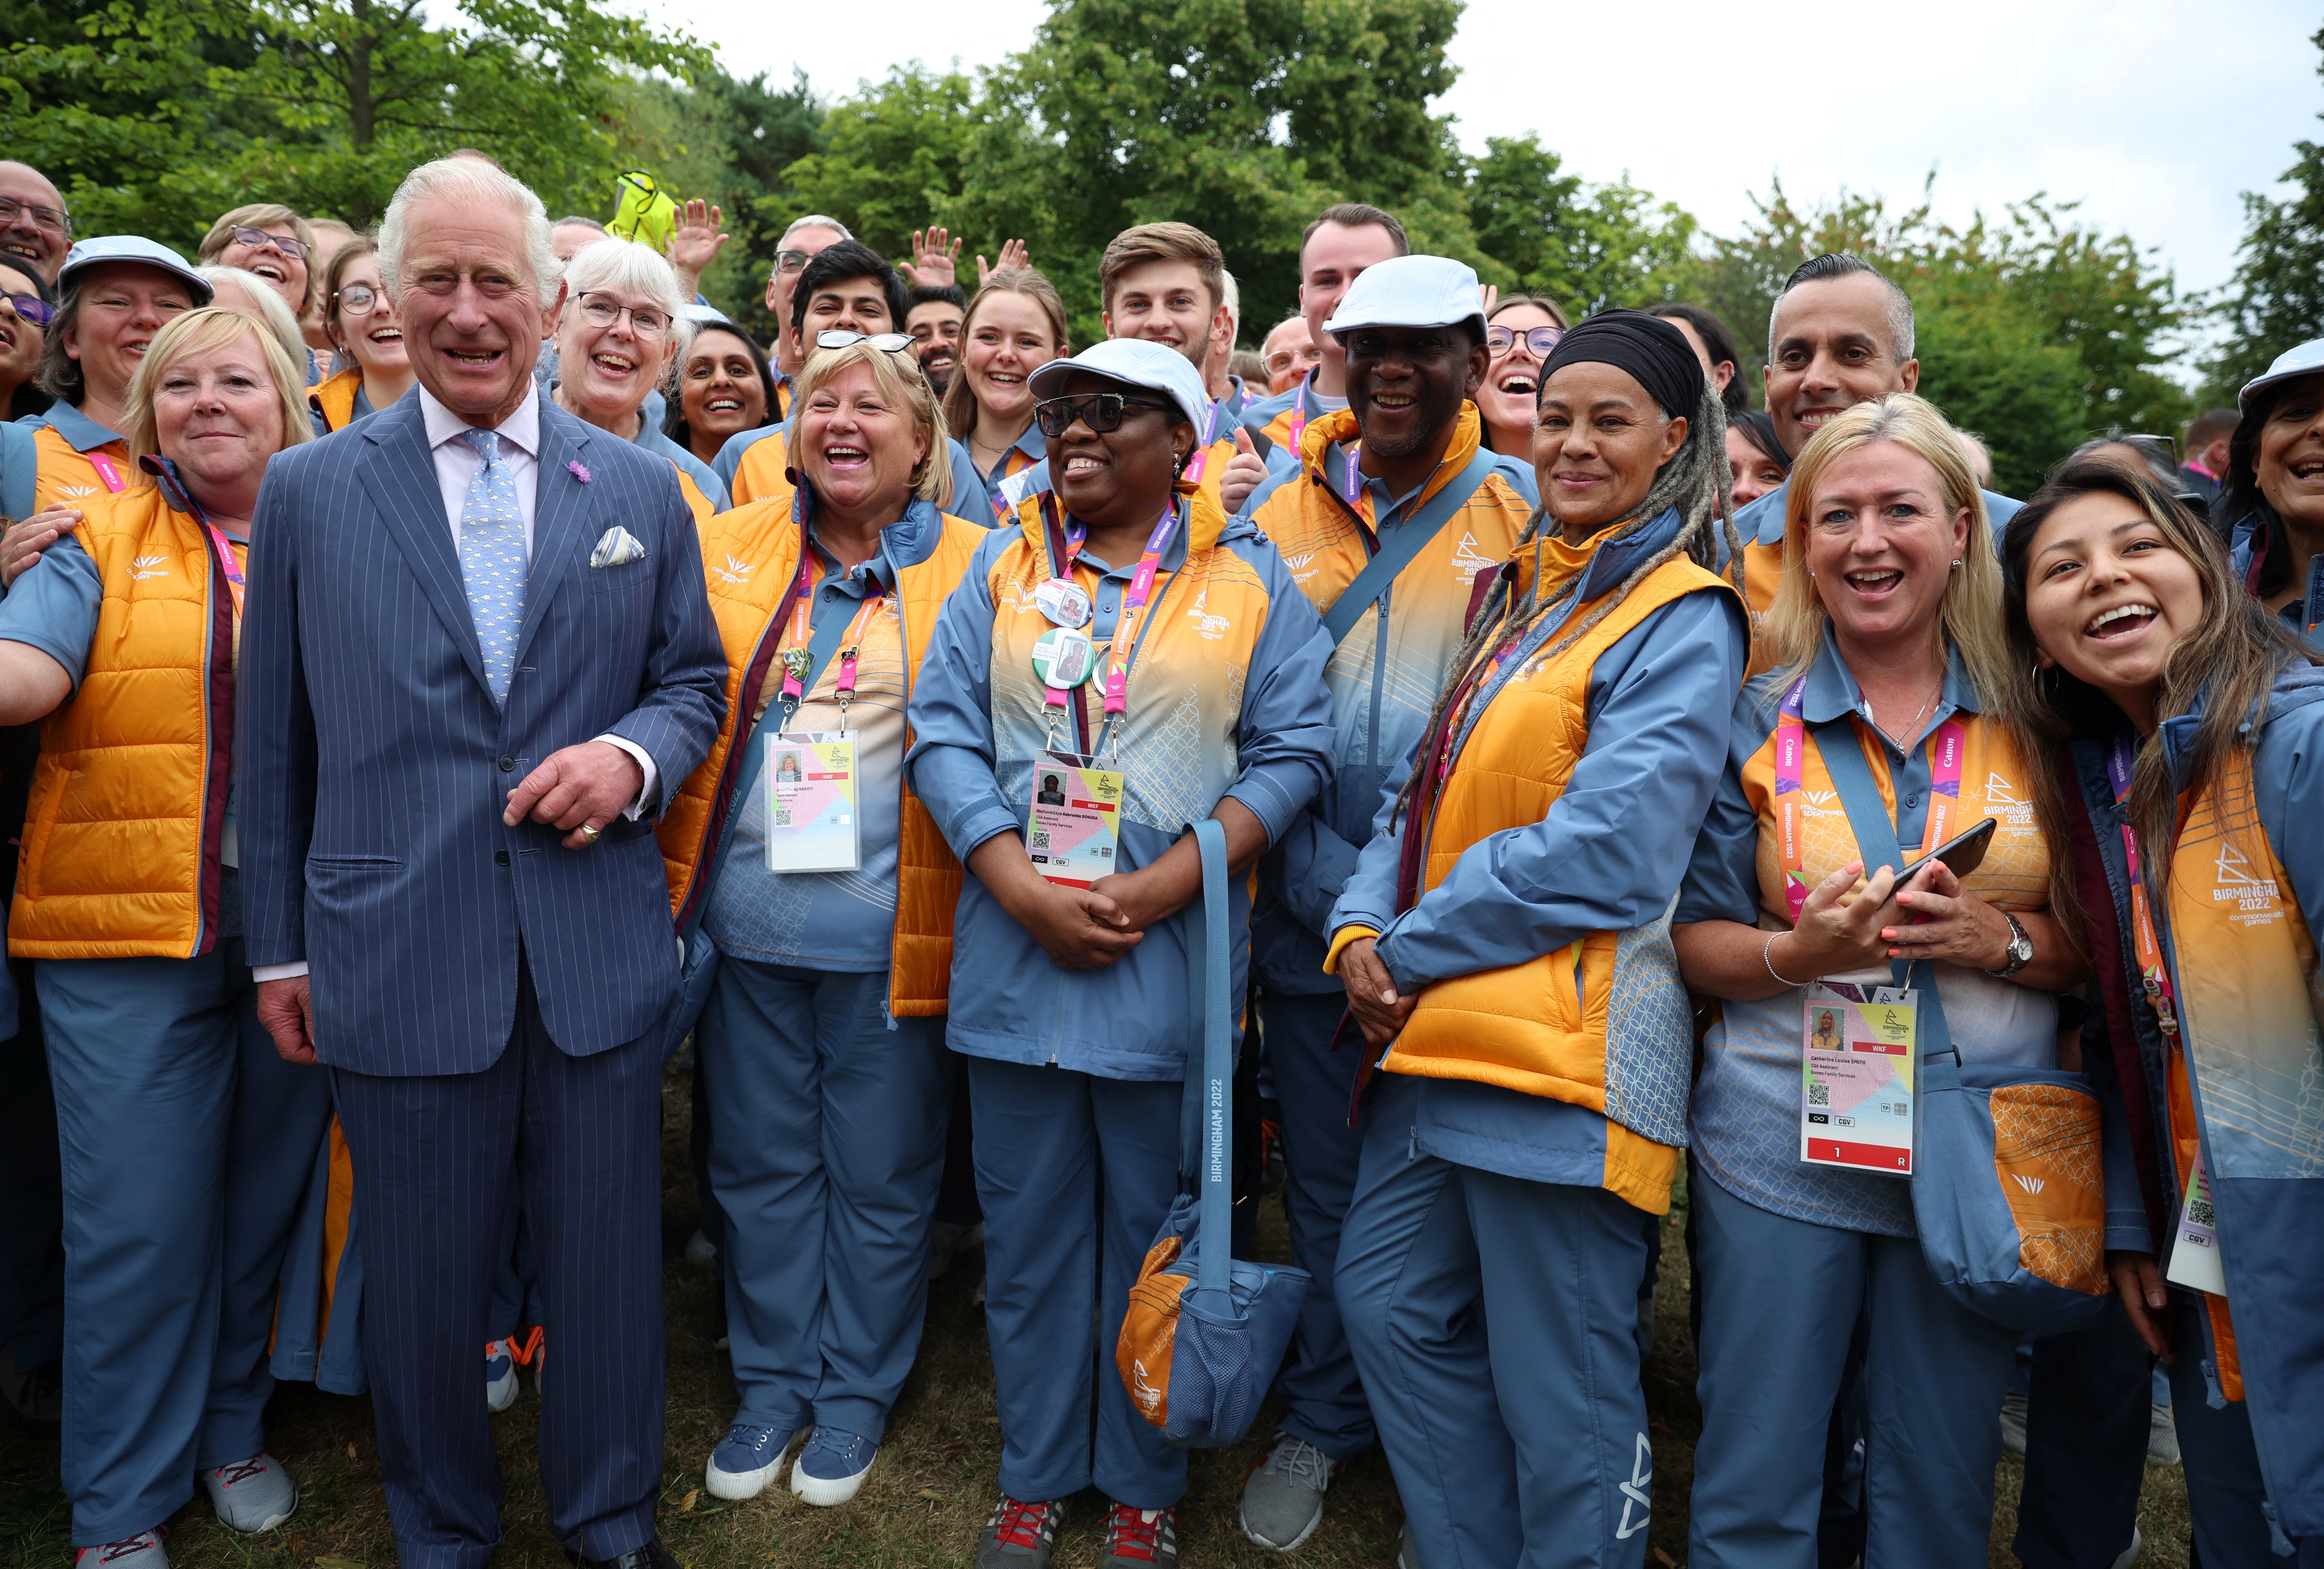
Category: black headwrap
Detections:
[{"x1": 1536, "y1": 308, "x2": 1704, "y2": 421}]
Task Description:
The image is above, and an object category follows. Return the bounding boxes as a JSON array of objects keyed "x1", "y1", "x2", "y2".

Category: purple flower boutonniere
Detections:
[{"x1": 568, "y1": 460, "x2": 592, "y2": 484}]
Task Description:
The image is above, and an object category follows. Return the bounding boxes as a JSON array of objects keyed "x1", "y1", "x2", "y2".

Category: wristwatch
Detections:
[{"x1": 1987, "y1": 911, "x2": 2034, "y2": 977}]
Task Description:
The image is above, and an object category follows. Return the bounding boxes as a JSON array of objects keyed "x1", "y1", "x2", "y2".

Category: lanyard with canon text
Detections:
[
  {"x1": 1772, "y1": 673, "x2": 1966, "y2": 922},
  {"x1": 775, "y1": 554, "x2": 885, "y2": 729},
  {"x1": 2105, "y1": 732, "x2": 2180, "y2": 1038}
]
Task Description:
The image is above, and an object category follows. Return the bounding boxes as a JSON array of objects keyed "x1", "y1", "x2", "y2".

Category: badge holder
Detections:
[
  {"x1": 764, "y1": 625, "x2": 872, "y2": 874},
  {"x1": 1799, "y1": 980, "x2": 1919, "y2": 1175},
  {"x1": 1028, "y1": 629, "x2": 1123, "y2": 887}
]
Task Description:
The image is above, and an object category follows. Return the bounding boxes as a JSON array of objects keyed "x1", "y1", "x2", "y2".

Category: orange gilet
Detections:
[
  {"x1": 30, "y1": 421, "x2": 131, "y2": 513},
  {"x1": 11, "y1": 481, "x2": 239, "y2": 958},
  {"x1": 309, "y1": 366, "x2": 365, "y2": 433},
  {"x1": 656, "y1": 497, "x2": 986, "y2": 1015},
  {"x1": 1381, "y1": 544, "x2": 1737, "y2": 1212}
]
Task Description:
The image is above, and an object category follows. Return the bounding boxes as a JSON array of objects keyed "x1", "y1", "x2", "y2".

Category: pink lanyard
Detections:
[
  {"x1": 1179, "y1": 399, "x2": 1228, "y2": 484},
  {"x1": 1040, "y1": 516, "x2": 1092, "y2": 714},
  {"x1": 88, "y1": 450, "x2": 127, "y2": 494},
  {"x1": 1098, "y1": 504, "x2": 1181, "y2": 716},
  {"x1": 1772, "y1": 674, "x2": 1966, "y2": 922},
  {"x1": 2106, "y1": 734, "x2": 2180, "y2": 1036},
  {"x1": 777, "y1": 557, "x2": 883, "y2": 711},
  {"x1": 1286, "y1": 383, "x2": 1315, "y2": 456}
]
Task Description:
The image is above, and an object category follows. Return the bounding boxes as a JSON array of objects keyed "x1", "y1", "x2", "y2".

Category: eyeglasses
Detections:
[
  {"x1": 1487, "y1": 324, "x2": 1563, "y2": 357},
  {"x1": 816, "y1": 329, "x2": 912, "y2": 354},
  {"x1": 576, "y1": 292, "x2": 670, "y2": 337},
  {"x1": 1264, "y1": 348, "x2": 1321, "y2": 374},
  {"x1": 230, "y1": 225, "x2": 311, "y2": 261},
  {"x1": 332, "y1": 282, "x2": 384, "y2": 316},
  {"x1": 0, "y1": 195, "x2": 69, "y2": 236},
  {"x1": 2, "y1": 292, "x2": 54, "y2": 327},
  {"x1": 1034, "y1": 393, "x2": 1172, "y2": 438},
  {"x1": 2115, "y1": 432, "x2": 2181, "y2": 464},
  {"x1": 775, "y1": 249, "x2": 813, "y2": 274}
]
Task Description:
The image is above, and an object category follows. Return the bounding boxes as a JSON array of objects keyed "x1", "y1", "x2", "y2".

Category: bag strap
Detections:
[
  {"x1": 1317, "y1": 446, "x2": 1497, "y2": 646},
  {"x1": 0, "y1": 420, "x2": 36, "y2": 527},
  {"x1": 1813, "y1": 718, "x2": 1956, "y2": 1060},
  {"x1": 1178, "y1": 817, "x2": 1233, "y2": 1298}
]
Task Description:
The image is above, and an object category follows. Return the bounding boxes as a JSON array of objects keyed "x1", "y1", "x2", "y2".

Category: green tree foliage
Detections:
[
  {"x1": 0, "y1": 0, "x2": 710, "y2": 247},
  {"x1": 2207, "y1": 23, "x2": 2324, "y2": 398},
  {"x1": 782, "y1": 65, "x2": 979, "y2": 264},
  {"x1": 1665, "y1": 180, "x2": 2186, "y2": 494},
  {"x1": 1466, "y1": 135, "x2": 1695, "y2": 319}
]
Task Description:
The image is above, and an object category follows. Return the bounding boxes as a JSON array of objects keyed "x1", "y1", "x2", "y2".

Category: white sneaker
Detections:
[
  {"x1": 683, "y1": 1229, "x2": 718, "y2": 1265},
  {"x1": 485, "y1": 1339, "x2": 519, "y2": 1413},
  {"x1": 75, "y1": 1531, "x2": 168, "y2": 1566},
  {"x1": 791, "y1": 1425, "x2": 878, "y2": 1506},
  {"x1": 1397, "y1": 1521, "x2": 1423, "y2": 1569},
  {"x1": 1239, "y1": 1433, "x2": 1341, "y2": 1550},
  {"x1": 2112, "y1": 1526, "x2": 2143, "y2": 1569},
  {"x1": 203, "y1": 1452, "x2": 298, "y2": 1532},
  {"x1": 705, "y1": 1422, "x2": 797, "y2": 1500}
]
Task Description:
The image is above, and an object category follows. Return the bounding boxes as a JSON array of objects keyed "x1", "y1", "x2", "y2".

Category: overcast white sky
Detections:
[{"x1": 645, "y1": 0, "x2": 2317, "y2": 305}]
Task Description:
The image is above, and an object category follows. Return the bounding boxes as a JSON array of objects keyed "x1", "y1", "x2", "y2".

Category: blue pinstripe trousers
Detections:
[{"x1": 334, "y1": 957, "x2": 665, "y2": 1569}]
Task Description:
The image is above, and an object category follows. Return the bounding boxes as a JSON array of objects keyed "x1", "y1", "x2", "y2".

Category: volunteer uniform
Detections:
[
  {"x1": 21, "y1": 400, "x2": 132, "y2": 514},
  {"x1": 3, "y1": 461, "x2": 330, "y2": 1548},
  {"x1": 1241, "y1": 394, "x2": 1534, "y2": 1470},
  {"x1": 1677, "y1": 634, "x2": 2059, "y2": 1569},
  {"x1": 658, "y1": 487, "x2": 983, "y2": 1486},
  {"x1": 962, "y1": 423, "x2": 1046, "y2": 526},
  {"x1": 2229, "y1": 515, "x2": 2324, "y2": 653},
  {"x1": 308, "y1": 365, "x2": 376, "y2": 435},
  {"x1": 2065, "y1": 663, "x2": 2324, "y2": 1563},
  {"x1": 1328, "y1": 503, "x2": 1747, "y2": 1569},
  {"x1": 1241, "y1": 370, "x2": 1343, "y2": 469},
  {"x1": 995, "y1": 374, "x2": 1292, "y2": 521},
  {"x1": 907, "y1": 348, "x2": 1334, "y2": 1509}
]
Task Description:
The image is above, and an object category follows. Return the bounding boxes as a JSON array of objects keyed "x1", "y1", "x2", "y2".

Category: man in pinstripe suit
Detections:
[{"x1": 239, "y1": 157, "x2": 726, "y2": 1569}]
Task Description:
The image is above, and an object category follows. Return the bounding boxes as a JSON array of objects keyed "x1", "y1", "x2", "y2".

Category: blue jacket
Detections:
[
  {"x1": 2074, "y1": 661, "x2": 2324, "y2": 1536},
  {"x1": 905, "y1": 503, "x2": 1335, "y2": 1080},
  {"x1": 238, "y1": 392, "x2": 728, "y2": 1072},
  {"x1": 2228, "y1": 511, "x2": 2324, "y2": 652}
]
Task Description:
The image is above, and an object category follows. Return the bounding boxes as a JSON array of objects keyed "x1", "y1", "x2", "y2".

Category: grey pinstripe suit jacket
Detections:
[{"x1": 237, "y1": 392, "x2": 726, "y2": 1075}]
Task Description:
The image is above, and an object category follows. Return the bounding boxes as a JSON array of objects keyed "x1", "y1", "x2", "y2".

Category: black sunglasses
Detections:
[
  {"x1": 1034, "y1": 393, "x2": 1172, "y2": 438},
  {"x1": 3, "y1": 292, "x2": 53, "y2": 327}
]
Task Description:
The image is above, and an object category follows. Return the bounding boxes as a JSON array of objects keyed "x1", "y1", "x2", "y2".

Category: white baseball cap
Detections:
[
  {"x1": 1027, "y1": 338, "x2": 1212, "y2": 428},
  {"x1": 2241, "y1": 337, "x2": 2324, "y2": 406},
  {"x1": 58, "y1": 236, "x2": 214, "y2": 305},
  {"x1": 1322, "y1": 254, "x2": 1484, "y2": 341}
]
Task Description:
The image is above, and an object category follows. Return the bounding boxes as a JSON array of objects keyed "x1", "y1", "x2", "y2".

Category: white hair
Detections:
[
  {"x1": 1219, "y1": 267, "x2": 1240, "y2": 337},
  {"x1": 780, "y1": 213, "x2": 853, "y2": 247},
  {"x1": 377, "y1": 157, "x2": 561, "y2": 303},
  {"x1": 196, "y1": 265, "x2": 311, "y2": 378},
  {"x1": 560, "y1": 239, "x2": 685, "y2": 324}
]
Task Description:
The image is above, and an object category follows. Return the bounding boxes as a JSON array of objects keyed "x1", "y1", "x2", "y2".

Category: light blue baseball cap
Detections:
[
  {"x1": 58, "y1": 235, "x2": 213, "y2": 304},
  {"x1": 1322, "y1": 254, "x2": 1485, "y2": 341},
  {"x1": 2242, "y1": 338, "x2": 2324, "y2": 406},
  {"x1": 1027, "y1": 337, "x2": 1212, "y2": 429}
]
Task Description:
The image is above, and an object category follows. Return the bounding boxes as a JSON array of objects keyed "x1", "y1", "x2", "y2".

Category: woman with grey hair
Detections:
[
  {"x1": 550, "y1": 239, "x2": 727, "y2": 517},
  {"x1": 196, "y1": 266, "x2": 312, "y2": 408}
]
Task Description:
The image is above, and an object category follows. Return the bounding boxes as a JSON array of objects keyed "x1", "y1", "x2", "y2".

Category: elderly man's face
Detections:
[
  {"x1": 397, "y1": 196, "x2": 559, "y2": 427},
  {"x1": 0, "y1": 162, "x2": 69, "y2": 286}
]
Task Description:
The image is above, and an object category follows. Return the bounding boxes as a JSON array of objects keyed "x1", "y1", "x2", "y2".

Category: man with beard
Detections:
[{"x1": 906, "y1": 283, "x2": 966, "y2": 394}]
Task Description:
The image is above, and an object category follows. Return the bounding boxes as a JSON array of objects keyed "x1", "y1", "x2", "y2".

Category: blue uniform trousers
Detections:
[
  {"x1": 41, "y1": 922, "x2": 332, "y2": 1546},
  {"x1": 1686, "y1": 1167, "x2": 2018, "y2": 1569},
  {"x1": 1336, "y1": 1078, "x2": 1658, "y2": 1569},
  {"x1": 0, "y1": 964, "x2": 64, "y2": 1378},
  {"x1": 332, "y1": 962, "x2": 665, "y2": 1569},
  {"x1": 965, "y1": 1054, "x2": 1185, "y2": 1508},
  {"x1": 2168, "y1": 1287, "x2": 2324, "y2": 1568},
  {"x1": 701, "y1": 959, "x2": 950, "y2": 1441},
  {"x1": 1258, "y1": 990, "x2": 1374, "y2": 1460},
  {"x1": 2013, "y1": 1298, "x2": 2150, "y2": 1569}
]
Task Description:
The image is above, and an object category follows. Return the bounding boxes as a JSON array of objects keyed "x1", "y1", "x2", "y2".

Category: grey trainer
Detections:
[
  {"x1": 978, "y1": 1497, "x2": 1067, "y2": 1569},
  {"x1": 1239, "y1": 1432, "x2": 1342, "y2": 1551},
  {"x1": 203, "y1": 1453, "x2": 297, "y2": 1533}
]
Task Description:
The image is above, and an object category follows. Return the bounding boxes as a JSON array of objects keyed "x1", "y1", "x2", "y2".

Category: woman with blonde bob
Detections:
[
  {"x1": 657, "y1": 334, "x2": 985, "y2": 1510},
  {"x1": 1997, "y1": 457, "x2": 2324, "y2": 1567},
  {"x1": 0, "y1": 306, "x2": 329, "y2": 1563},
  {"x1": 1674, "y1": 393, "x2": 2087, "y2": 1569}
]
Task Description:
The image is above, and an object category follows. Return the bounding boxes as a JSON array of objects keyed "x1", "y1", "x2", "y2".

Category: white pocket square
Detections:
[{"x1": 590, "y1": 526, "x2": 647, "y2": 568}]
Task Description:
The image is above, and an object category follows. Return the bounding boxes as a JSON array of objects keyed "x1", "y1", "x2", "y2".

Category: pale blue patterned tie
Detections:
[{"x1": 456, "y1": 427, "x2": 528, "y2": 706}]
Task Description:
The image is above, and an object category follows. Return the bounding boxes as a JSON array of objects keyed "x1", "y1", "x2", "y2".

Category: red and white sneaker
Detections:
[
  {"x1": 1100, "y1": 1502, "x2": 1179, "y2": 1569},
  {"x1": 977, "y1": 1495, "x2": 1066, "y2": 1569}
]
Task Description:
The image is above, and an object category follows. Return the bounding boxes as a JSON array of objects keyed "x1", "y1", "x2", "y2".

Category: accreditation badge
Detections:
[
  {"x1": 1034, "y1": 577, "x2": 1093, "y2": 629},
  {"x1": 1025, "y1": 748, "x2": 1123, "y2": 888},
  {"x1": 1799, "y1": 981, "x2": 1917, "y2": 1177},
  {"x1": 1031, "y1": 626, "x2": 1097, "y2": 690},
  {"x1": 764, "y1": 730, "x2": 859, "y2": 873},
  {"x1": 2165, "y1": 1154, "x2": 2229, "y2": 1297}
]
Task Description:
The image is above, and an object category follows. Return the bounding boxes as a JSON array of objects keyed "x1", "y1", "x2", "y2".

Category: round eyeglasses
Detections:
[{"x1": 1487, "y1": 324, "x2": 1563, "y2": 358}]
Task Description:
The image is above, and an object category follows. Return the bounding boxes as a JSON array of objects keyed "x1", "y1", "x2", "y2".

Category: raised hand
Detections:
[
  {"x1": 664, "y1": 198, "x2": 728, "y2": 298},
  {"x1": 976, "y1": 239, "x2": 1031, "y2": 285},
  {"x1": 901, "y1": 227, "x2": 963, "y2": 288},
  {"x1": 1218, "y1": 426, "x2": 1268, "y2": 514}
]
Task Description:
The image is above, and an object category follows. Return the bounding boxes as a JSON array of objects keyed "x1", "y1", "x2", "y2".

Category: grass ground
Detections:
[{"x1": 1, "y1": 1059, "x2": 2194, "y2": 1569}]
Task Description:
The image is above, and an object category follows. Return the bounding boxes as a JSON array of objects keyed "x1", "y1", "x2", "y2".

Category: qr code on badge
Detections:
[
  {"x1": 1030, "y1": 829, "x2": 1051, "y2": 851},
  {"x1": 2187, "y1": 1194, "x2": 2215, "y2": 1229},
  {"x1": 1808, "y1": 1080, "x2": 1830, "y2": 1107},
  {"x1": 774, "y1": 806, "x2": 791, "y2": 828}
]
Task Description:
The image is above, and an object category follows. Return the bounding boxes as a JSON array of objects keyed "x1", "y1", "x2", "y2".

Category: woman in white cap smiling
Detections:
[
  {"x1": 908, "y1": 336, "x2": 1335, "y2": 1569},
  {"x1": 2222, "y1": 337, "x2": 2324, "y2": 650}
]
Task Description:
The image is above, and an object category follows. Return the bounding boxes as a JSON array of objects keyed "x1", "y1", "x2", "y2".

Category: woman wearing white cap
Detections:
[
  {"x1": 908, "y1": 336, "x2": 1336, "y2": 1569},
  {"x1": 2222, "y1": 338, "x2": 2324, "y2": 650},
  {"x1": 4, "y1": 238, "x2": 210, "y2": 589}
]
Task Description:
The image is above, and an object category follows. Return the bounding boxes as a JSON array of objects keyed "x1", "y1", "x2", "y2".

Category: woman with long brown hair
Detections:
[
  {"x1": 942, "y1": 267, "x2": 1069, "y2": 522},
  {"x1": 1999, "y1": 454, "x2": 2324, "y2": 1567}
]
